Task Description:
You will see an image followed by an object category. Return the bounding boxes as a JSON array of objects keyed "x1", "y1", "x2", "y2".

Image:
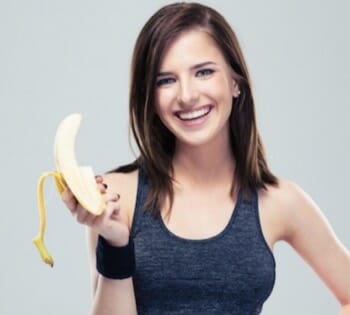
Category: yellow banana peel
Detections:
[{"x1": 33, "y1": 113, "x2": 105, "y2": 267}]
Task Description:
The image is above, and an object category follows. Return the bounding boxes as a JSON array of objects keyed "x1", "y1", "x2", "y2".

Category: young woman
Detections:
[{"x1": 62, "y1": 2, "x2": 350, "y2": 314}]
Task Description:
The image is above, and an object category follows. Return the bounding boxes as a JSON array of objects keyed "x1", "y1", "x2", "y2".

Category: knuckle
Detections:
[
  {"x1": 84, "y1": 218, "x2": 94, "y2": 227},
  {"x1": 68, "y1": 201, "x2": 78, "y2": 213},
  {"x1": 76, "y1": 216, "x2": 84, "y2": 224},
  {"x1": 95, "y1": 175, "x2": 103, "y2": 183},
  {"x1": 68, "y1": 206, "x2": 76, "y2": 213},
  {"x1": 76, "y1": 212, "x2": 87, "y2": 224},
  {"x1": 61, "y1": 191, "x2": 68, "y2": 203},
  {"x1": 109, "y1": 193, "x2": 121, "y2": 202}
]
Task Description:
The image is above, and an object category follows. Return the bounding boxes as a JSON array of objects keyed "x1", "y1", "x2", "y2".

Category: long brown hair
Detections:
[{"x1": 112, "y1": 2, "x2": 278, "y2": 215}]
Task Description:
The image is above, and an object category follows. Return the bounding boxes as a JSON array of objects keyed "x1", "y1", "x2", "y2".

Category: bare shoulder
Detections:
[
  {"x1": 258, "y1": 179, "x2": 318, "y2": 245},
  {"x1": 259, "y1": 181, "x2": 350, "y2": 305},
  {"x1": 102, "y1": 169, "x2": 139, "y2": 230},
  {"x1": 260, "y1": 178, "x2": 312, "y2": 208}
]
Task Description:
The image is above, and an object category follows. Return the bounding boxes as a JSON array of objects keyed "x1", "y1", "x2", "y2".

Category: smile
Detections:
[{"x1": 175, "y1": 105, "x2": 212, "y2": 121}]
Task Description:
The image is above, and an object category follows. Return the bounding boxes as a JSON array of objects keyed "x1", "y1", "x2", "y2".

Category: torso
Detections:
[
  {"x1": 101, "y1": 167, "x2": 295, "y2": 313},
  {"x1": 94, "y1": 168, "x2": 348, "y2": 314},
  {"x1": 127, "y1": 167, "x2": 276, "y2": 314},
  {"x1": 104, "y1": 168, "x2": 288, "y2": 252}
]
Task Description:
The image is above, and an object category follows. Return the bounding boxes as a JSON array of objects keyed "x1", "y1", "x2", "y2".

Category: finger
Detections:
[
  {"x1": 102, "y1": 194, "x2": 121, "y2": 220},
  {"x1": 105, "y1": 199, "x2": 121, "y2": 219},
  {"x1": 76, "y1": 208, "x2": 90, "y2": 224},
  {"x1": 84, "y1": 213, "x2": 99, "y2": 226},
  {"x1": 61, "y1": 187, "x2": 78, "y2": 212},
  {"x1": 89, "y1": 212, "x2": 104, "y2": 227},
  {"x1": 110, "y1": 208, "x2": 120, "y2": 220},
  {"x1": 87, "y1": 195, "x2": 121, "y2": 228},
  {"x1": 104, "y1": 192, "x2": 120, "y2": 203},
  {"x1": 87, "y1": 204, "x2": 112, "y2": 228},
  {"x1": 97, "y1": 182, "x2": 108, "y2": 194},
  {"x1": 95, "y1": 175, "x2": 103, "y2": 183}
]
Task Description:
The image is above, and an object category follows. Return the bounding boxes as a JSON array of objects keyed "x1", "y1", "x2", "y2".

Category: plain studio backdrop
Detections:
[{"x1": 1, "y1": 0, "x2": 349, "y2": 314}]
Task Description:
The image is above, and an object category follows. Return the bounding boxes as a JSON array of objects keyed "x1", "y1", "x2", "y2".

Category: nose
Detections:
[{"x1": 177, "y1": 78, "x2": 199, "y2": 107}]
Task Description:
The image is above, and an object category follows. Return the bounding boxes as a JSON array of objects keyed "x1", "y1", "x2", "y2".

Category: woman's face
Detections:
[{"x1": 154, "y1": 29, "x2": 240, "y2": 149}]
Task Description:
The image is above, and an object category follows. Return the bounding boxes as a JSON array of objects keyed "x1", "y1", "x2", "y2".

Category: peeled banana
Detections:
[{"x1": 33, "y1": 113, "x2": 105, "y2": 267}]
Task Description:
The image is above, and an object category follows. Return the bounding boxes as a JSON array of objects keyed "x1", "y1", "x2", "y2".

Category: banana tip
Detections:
[{"x1": 33, "y1": 236, "x2": 54, "y2": 268}]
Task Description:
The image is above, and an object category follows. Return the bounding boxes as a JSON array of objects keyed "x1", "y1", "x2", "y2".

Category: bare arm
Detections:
[
  {"x1": 86, "y1": 227, "x2": 100, "y2": 297},
  {"x1": 280, "y1": 181, "x2": 350, "y2": 313},
  {"x1": 62, "y1": 174, "x2": 138, "y2": 314},
  {"x1": 91, "y1": 277, "x2": 137, "y2": 315},
  {"x1": 339, "y1": 305, "x2": 350, "y2": 315},
  {"x1": 86, "y1": 227, "x2": 138, "y2": 315}
]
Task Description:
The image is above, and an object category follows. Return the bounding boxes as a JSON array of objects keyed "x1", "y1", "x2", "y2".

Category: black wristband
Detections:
[{"x1": 96, "y1": 235, "x2": 135, "y2": 279}]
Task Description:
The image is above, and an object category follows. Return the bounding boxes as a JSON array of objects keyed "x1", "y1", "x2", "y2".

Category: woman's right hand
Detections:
[{"x1": 61, "y1": 175, "x2": 130, "y2": 247}]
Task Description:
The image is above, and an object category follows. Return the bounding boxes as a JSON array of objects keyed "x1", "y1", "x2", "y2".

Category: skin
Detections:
[{"x1": 62, "y1": 30, "x2": 350, "y2": 314}]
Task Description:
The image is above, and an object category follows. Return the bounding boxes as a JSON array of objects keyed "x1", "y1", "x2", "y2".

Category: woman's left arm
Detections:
[
  {"x1": 340, "y1": 305, "x2": 350, "y2": 315},
  {"x1": 281, "y1": 181, "x2": 350, "y2": 314}
]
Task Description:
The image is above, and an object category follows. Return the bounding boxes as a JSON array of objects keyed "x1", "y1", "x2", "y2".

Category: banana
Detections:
[{"x1": 33, "y1": 113, "x2": 105, "y2": 267}]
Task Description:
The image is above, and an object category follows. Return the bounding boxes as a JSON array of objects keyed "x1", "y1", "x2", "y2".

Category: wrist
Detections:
[
  {"x1": 99, "y1": 227, "x2": 130, "y2": 247},
  {"x1": 96, "y1": 235, "x2": 135, "y2": 279},
  {"x1": 103, "y1": 234, "x2": 129, "y2": 247}
]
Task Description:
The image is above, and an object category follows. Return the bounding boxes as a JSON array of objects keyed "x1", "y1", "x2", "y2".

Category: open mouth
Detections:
[{"x1": 175, "y1": 105, "x2": 212, "y2": 121}]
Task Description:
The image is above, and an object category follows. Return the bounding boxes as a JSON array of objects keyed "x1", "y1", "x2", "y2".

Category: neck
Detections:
[{"x1": 172, "y1": 136, "x2": 235, "y2": 190}]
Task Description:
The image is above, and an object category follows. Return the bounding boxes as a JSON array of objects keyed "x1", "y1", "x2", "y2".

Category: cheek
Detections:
[
  {"x1": 155, "y1": 89, "x2": 175, "y2": 115},
  {"x1": 207, "y1": 75, "x2": 234, "y2": 104},
  {"x1": 154, "y1": 97, "x2": 171, "y2": 127}
]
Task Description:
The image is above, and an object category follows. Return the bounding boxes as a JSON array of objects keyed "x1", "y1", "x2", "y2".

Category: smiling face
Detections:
[{"x1": 155, "y1": 29, "x2": 240, "y2": 150}]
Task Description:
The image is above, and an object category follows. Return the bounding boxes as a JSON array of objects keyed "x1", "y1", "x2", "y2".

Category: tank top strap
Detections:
[
  {"x1": 130, "y1": 166, "x2": 152, "y2": 238},
  {"x1": 131, "y1": 167, "x2": 263, "y2": 248},
  {"x1": 131, "y1": 175, "x2": 276, "y2": 314},
  {"x1": 236, "y1": 186, "x2": 258, "y2": 216}
]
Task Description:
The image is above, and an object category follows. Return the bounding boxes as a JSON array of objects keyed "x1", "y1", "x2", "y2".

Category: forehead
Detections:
[{"x1": 159, "y1": 29, "x2": 227, "y2": 70}]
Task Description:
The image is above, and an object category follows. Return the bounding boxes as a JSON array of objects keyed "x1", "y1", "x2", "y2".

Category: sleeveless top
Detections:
[{"x1": 131, "y1": 167, "x2": 275, "y2": 315}]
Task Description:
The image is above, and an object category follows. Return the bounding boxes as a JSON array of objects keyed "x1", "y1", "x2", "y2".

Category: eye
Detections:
[
  {"x1": 196, "y1": 68, "x2": 214, "y2": 77},
  {"x1": 156, "y1": 77, "x2": 176, "y2": 87}
]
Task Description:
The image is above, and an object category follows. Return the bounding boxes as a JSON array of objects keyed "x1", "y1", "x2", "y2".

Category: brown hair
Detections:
[{"x1": 113, "y1": 2, "x2": 278, "y2": 215}]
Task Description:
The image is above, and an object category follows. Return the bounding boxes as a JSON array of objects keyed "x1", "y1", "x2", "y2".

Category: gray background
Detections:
[{"x1": 1, "y1": 0, "x2": 349, "y2": 314}]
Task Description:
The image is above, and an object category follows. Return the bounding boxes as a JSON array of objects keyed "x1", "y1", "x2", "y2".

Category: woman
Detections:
[{"x1": 62, "y1": 2, "x2": 350, "y2": 314}]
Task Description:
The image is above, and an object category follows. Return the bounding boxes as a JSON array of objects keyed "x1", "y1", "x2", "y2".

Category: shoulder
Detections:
[
  {"x1": 259, "y1": 179, "x2": 310, "y2": 209},
  {"x1": 258, "y1": 179, "x2": 320, "y2": 242},
  {"x1": 258, "y1": 178, "x2": 346, "y2": 249},
  {"x1": 103, "y1": 168, "x2": 139, "y2": 189},
  {"x1": 102, "y1": 168, "x2": 139, "y2": 229},
  {"x1": 259, "y1": 181, "x2": 350, "y2": 306}
]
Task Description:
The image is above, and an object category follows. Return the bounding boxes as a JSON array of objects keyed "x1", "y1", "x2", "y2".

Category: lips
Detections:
[{"x1": 175, "y1": 105, "x2": 212, "y2": 121}]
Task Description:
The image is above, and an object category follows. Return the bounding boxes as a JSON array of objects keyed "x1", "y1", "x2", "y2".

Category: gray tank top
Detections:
[{"x1": 131, "y1": 167, "x2": 275, "y2": 315}]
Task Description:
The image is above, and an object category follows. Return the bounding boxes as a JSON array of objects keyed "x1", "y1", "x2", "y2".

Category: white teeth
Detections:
[{"x1": 177, "y1": 107, "x2": 211, "y2": 120}]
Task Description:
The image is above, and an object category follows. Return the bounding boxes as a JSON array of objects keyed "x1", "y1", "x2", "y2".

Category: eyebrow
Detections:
[{"x1": 157, "y1": 61, "x2": 217, "y2": 77}]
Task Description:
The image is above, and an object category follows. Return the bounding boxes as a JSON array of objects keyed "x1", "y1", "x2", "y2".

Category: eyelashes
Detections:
[
  {"x1": 196, "y1": 68, "x2": 214, "y2": 77},
  {"x1": 156, "y1": 77, "x2": 176, "y2": 87},
  {"x1": 156, "y1": 68, "x2": 215, "y2": 87}
]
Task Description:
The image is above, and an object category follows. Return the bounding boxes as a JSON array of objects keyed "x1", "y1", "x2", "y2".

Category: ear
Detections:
[{"x1": 232, "y1": 80, "x2": 240, "y2": 98}]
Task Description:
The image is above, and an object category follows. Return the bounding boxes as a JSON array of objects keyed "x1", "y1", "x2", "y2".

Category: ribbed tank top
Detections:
[{"x1": 131, "y1": 167, "x2": 275, "y2": 315}]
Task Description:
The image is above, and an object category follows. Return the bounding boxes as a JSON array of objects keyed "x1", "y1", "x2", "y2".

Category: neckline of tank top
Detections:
[{"x1": 157, "y1": 187, "x2": 245, "y2": 244}]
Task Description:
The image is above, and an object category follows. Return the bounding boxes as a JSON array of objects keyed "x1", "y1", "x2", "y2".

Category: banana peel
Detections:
[{"x1": 33, "y1": 113, "x2": 105, "y2": 267}]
